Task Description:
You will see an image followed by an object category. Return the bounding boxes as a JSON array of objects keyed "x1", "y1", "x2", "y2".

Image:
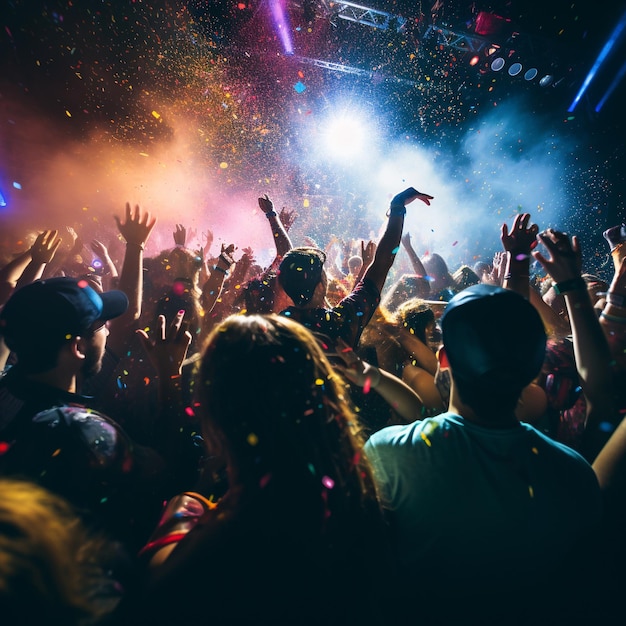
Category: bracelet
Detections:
[
  {"x1": 606, "y1": 292, "x2": 626, "y2": 308},
  {"x1": 265, "y1": 210, "x2": 277, "y2": 218},
  {"x1": 503, "y1": 273, "x2": 530, "y2": 280},
  {"x1": 126, "y1": 241, "x2": 145, "y2": 250},
  {"x1": 213, "y1": 265, "x2": 228, "y2": 275},
  {"x1": 600, "y1": 312, "x2": 626, "y2": 324},
  {"x1": 553, "y1": 277, "x2": 586, "y2": 295},
  {"x1": 387, "y1": 204, "x2": 406, "y2": 217}
]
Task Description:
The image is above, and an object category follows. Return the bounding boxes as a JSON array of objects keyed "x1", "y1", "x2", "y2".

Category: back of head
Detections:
[
  {"x1": 452, "y1": 265, "x2": 480, "y2": 290},
  {"x1": 441, "y1": 285, "x2": 546, "y2": 420},
  {"x1": 0, "y1": 479, "x2": 98, "y2": 625},
  {"x1": 198, "y1": 314, "x2": 373, "y2": 521},
  {"x1": 393, "y1": 298, "x2": 435, "y2": 344},
  {"x1": 0, "y1": 277, "x2": 128, "y2": 373},
  {"x1": 278, "y1": 247, "x2": 326, "y2": 307}
]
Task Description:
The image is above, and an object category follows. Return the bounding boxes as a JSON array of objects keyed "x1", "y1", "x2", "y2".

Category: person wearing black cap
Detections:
[
  {"x1": 364, "y1": 284, "x2": 602, "y2": 623},
  {"x1": 278, "y1": 187, "x2": 433, "y2": 350},
  {"x1": 0, "y1": 277, "x2": 166, "y2": 552}
]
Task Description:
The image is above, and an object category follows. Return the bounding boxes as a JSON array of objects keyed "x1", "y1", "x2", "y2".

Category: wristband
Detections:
[
  {"x1": 387, "y1": 204, "x2": 406, "y2": 217},
  {"x1": 606, "y1": 292, "x2": 626, "y2": 308},
  {"x1": 600, "y1": 312, "x2": 626, "y2": 324},
  {"x1": 213, "y1": 265, "x2": 228, "y2": 275},
  {"x1": 265, "y1": 210, "x2": 277, "y2": 218},
  {"x1": 553, "y1": 277, "x2": 586, "y2": 295}
]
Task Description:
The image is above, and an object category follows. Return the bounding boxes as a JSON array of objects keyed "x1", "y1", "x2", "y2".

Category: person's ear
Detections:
[{"x1": 70, "y1": 336, "x2": 87, "y2": 361}]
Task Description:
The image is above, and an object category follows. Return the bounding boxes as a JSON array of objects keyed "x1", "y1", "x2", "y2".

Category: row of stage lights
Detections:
[{"x1": 468, "y1": 46, "x2": 557, "y2": 88}]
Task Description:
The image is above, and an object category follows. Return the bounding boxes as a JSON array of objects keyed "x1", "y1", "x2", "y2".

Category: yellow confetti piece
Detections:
[
  {"x1": 52, "y1": 448, "x2": 61, "y2": 457},
  {"x1": 247, "y1": 432, "x2": 259, "y2": 446},
  {"x1": 315, "y1": 378, "x2": 325, "y2": 386},
  {"x1": 219, "y1": 161, "x2": 228, "y2": 169},
  {"x1": 303, "y1": 198, "x2": 310, "y2": 207},
  {"x1": 151, "y1": 110, "x2": 161, "y2": 119},
  {"x1": 528, "y1": 485, "x2": 534, "y2": 498},
  {"x1": 531, "y1": 447, "x2": 539, "y2": 455},
  {"x1": 421, "y1": 432, "x2": 432, "y2": 447},
  {"x1": 139, "y1": 152, "x2": 149, "y2": 157},
  {"x1": 65, "y1": 110, "x2": 72, "y2": 117}
]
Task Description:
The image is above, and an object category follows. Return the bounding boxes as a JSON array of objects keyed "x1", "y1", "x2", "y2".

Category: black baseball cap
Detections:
[
  {"x1": 441, "y1": 284, "x2": 546, "y2": 389},
  {"x1": 0, "y1": 277, "x2": 128, "y2": 353}
]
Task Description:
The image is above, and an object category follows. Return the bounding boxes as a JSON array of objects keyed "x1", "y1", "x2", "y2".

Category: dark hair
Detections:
[
  {"x1": 393, "y1": 298, "x2": 435, "y2": 344},
  {"x1": 278, "y1": 247, "x2": 326, "y2": 307},
  {"x1": 243, "y1": 273, "x2": 277, "y2": 314},
  {"x1": 198, "y1": 314, "x2": 377, "y2": 529}
]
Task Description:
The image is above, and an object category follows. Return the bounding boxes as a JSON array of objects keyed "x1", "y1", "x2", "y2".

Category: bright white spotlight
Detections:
[{"x1": 321, "y1": 113, "x2": 372, "y2": 160}]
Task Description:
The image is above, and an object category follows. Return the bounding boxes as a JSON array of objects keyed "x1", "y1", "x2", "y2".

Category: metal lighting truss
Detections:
[
  {"x1": 318, "y1": 0, "x2": 407, "y2": 32},
  {"x1": 423, "y1": 24, "x2": 489, "y2": 54}
]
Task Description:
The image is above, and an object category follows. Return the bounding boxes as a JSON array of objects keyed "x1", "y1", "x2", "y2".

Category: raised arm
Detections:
[
  {"x1": 0, "y1": 248, "x2": 34, "y2": 306},
  {"x1": 401, "y1": 232, "x2": 428, "y2": 279},
  {"x1": 258, "y1": 194, "x2": 293, "y2": 259},
  {"x1": 335, "y1": 338, "x2": 423, "y2": 423},
  {"x1": 363, "y1": 188, "x2": 434, "y2": 294},
  {"x1": 533, "y1": 229, "x2": 615, "y2": 456},
  {"x1": 15, "y1": 230, "x2": 62, "y2": 289},
  {"x1": 501, "y1": 213, "x2": 538, "y2": 301},
  {"x1": 113, "y1": 202, "x2": 157, "y2": 322}
]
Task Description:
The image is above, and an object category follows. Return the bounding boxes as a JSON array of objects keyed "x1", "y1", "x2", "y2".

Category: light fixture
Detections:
[
  {"x1": 491, "y1": 57, "x2": 505, "y2": 71},
  {"x1": 539, "y1": 74, "x2": 553, "y2": 87},
  {"x1": 524, "y1": 68, "x2": 538, "y2": 80},
  {"x1": 508, "y1": 62, "x2": 522, "y2": 76}
]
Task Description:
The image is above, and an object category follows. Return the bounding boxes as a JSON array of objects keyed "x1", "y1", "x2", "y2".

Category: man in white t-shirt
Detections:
[{"x1": 365, "y1": 284, "x2": 602, "y2": 623}]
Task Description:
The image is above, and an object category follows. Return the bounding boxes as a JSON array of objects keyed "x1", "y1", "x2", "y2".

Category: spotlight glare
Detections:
[{"x1": 321, "y1": 113, "x2": 372, "y2": 160}]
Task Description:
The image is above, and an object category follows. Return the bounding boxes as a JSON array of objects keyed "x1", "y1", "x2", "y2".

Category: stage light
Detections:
[
  {"x1": 469, "y1": 55, "x2": 480, "y2": 66},
  {"x1": 269, "y1": 0, "x2": 294, "y2": 55},
  {"x1": 539, "y1": 75, "x2": 553, "y2": 87},
  {"x1": 486, "y1": 45, "x2": 500, "y2": 57},
  {"x1": 0, "y1": 189, "x2": 6, "y2": 207},
  {"x1": 491, "y1": 57, "x2": 505, "y2": 71},
  {"x1": 321, "y1": 112, "x2": 374, "y2": 160},
  {"x1": 508, "y1": 62, "x2": 522, "y2": 76},
  {"x1": 524, "y1": 68, "x2": 538, "y2": 81}
]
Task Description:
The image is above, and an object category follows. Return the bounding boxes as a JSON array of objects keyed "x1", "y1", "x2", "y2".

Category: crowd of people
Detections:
[{"x1": 0, "y1": 188, "x2": 625, "y2": 624}]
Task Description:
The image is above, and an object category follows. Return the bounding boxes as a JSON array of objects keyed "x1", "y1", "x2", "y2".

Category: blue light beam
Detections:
[
  {"x1": 568, "y1": 10, "x2": 626, "y2": 113},
  {"x1": 595, "y1": 58, "x2": 626, "y2": 112}
]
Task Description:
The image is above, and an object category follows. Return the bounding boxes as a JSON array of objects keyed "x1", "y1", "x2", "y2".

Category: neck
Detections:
[
  {"x1": 27, "y1": 369, "x2": 77, "y2": 394},
  {"x1": 448, "y1": 386, "x2": 519, "y2": 429}
]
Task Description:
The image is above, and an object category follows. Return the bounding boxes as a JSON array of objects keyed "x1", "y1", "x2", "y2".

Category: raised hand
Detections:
[
  {"x1": 173, "y1": 224, "x2": 186, "y2": 246},
  {"x1": 501, "y1": 213, "x2": 539, "y2": 258},
  {"x1": 136, "y1": 311, "x2": 192, "y2": 378},
  {"x1": 114, "y1": 202, "x2": 157, "y2": 248},
  {"x1": 391, "y1": 187, "x2": 434, "y2": 208},
  {"x1": 361, "y1": 240, "x2": 376, "y2": 267},
  {"x1": 90, "y1": 239, "x2": 109, "y2": 259},
  {"x1": 258, "y1": 194, "x2": 275, "y2": 214},
  {"x1": 533, "y1": 228, "x2": 582, "y2": 284},
  {"x1": 30, "y1": 230, "x2": 62, "y2": 265},
  {"x1": 334, "y1": 338, "x2": 381, "y2": 390},
  {"x1": 279, "y1": 207, "x2": 297, "y2": 231}
]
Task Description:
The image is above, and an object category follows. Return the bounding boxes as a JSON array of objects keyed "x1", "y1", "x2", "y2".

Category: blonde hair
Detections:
[{"x1": 0, "y1": 480, "x2": 101, "y2": 624}]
